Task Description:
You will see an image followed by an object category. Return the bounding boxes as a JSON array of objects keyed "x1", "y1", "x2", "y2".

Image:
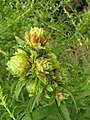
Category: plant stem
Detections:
[
  {"x1": 1, "y1": 100, "x2": 16, "y2": 120},
  {"x1": 30, "y1": 112, "x2": 33, "y2": 120},
  {"x1": 0, "y1": 50, "x2": 8, "y2": 56}
]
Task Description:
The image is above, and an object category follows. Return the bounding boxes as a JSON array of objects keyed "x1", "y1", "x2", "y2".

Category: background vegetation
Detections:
[{"x1": 0, "y1": 0, "x2": 90, "y2": 120}]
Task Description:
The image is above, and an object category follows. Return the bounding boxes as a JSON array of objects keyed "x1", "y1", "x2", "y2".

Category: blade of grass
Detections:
[{"x1": 0, "y1": 49, "x2": 8, "y2": 56}]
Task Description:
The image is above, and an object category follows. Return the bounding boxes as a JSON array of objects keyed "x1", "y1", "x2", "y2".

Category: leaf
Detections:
[
  {"x1": 39, "y1": 85, "x2": 44, "y2": 93},
  {"x1": 37, "y1": 74, "x2": 46, "y2": 85},
  {"x1": 0, "y1": 86, "x2": 3, "y2": 99},
  {"x1": 46, "y1": 85, "x2": 53, "y2": 92},
  {"x1": 15, "y1": 36, "x2": 25, "y2": 46},
  {"x1": 46, "y1": 113, "x2": 63, "y2": 120},
  {"x1": 83, "y1": 108, "x2": 90, "y2": 119},
  {"x1": 60, "y1": 102, "x2": 71, "y2": 120},
  {"x1": 27, "y1": 92, "x2": 41, "y2": 113},
  {"x1": 30, "y1": 50, "x2": 38, "y2": 63},
  {"x1": 44, "y1": 91, "x2": 50, "y2": 99},
  {"x1": 0, "y1": 49, "x2": 8, "y2": 56},
  {"x1": 76, "y1": 89, "x2": 90, "y2": 100},
  {"x1": 68, "y1": 91, "x2": 78, "y2": 113},
  {"x1": 62, "y1": 86, "x2": 78, "y2": 113},
  {"x1": 22, "y1": 115, "x2": 31, "y2": 120},
  {"x1": 32, "y1": 103, "x2": 63, "y2": 120},
  {"x1": 16, "y1": 112, "x2": 26, "y2": 120},
  {"x1": 15, "y1": 79, "x2": 27, "y2": 101}
]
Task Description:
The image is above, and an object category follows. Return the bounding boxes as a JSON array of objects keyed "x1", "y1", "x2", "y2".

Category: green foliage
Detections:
[{"x1": 0, "y1": 0, "x2": 90, "y2": 120}]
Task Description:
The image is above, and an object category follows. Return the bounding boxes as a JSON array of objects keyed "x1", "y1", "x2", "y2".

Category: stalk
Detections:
[
  {"x1": 0, "y1": 87, "x2": 16, "y2": 120},
  {"x1": 1, "y1": 100, "x2": 16, "y2": 120}
]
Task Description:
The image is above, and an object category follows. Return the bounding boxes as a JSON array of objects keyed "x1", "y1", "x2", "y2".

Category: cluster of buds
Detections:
[
  {"x1": 7, "y1": 27, "x2": 68, "y2": 106},
  {"x1": 55, "y1": 92, "x2": 68, "y2": 106}
]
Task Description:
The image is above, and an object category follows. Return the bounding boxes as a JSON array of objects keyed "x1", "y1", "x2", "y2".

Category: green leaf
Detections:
[
  {"x1": 68, "y1": 91, "x2": 78, "y2": 113},
  {"x1": 0, "y1": 49, "x2": 8, "y2": 56},
  {"x1": 62, "y1": 86, "x2": 78, "y2": 113},
  {"x1": 60, "y1": 102, "x2": 71, "y2": 120},
  {"x1": 30, "y1": 50, "x2": 38, "y2": 63},
  {"x1": 15, "y1": 79, "x2": 27, "y2": 101},
  {"x1": 16, "y1": 112, "x2": 26, "y2": 120},
  {"x1": 0, "y1": 86, "x2": 3, "y2": 99},
  {"x1": 76, "y1": 88, "x2": 90, "y2": 100},
  {"x1": 44, "y1": 91, "x2": 50, "y2": 99},
  {"x1": 32, "y1": 103, "x2": 63, "y2": 120},
  {"x1": 46, "y1": 113, "x2": 63, "y2": 120},
  {"x1": 46, "y1": 85, "x2": 53, "y2": 92},
  {"x1": 39, "y1": 85, "x2": 44, "y2": 93},
  {"x1": 22, "y1": 115, "x2": 31, "y2": 120},
  {"x1": 37, "y1": 74, "x2": 46, "y2": 85},
  {"x1": 15, "y1": 36, "x2": 25, "y2": 46},
  {"x1": 83, "y1": 108, "x2": 90, "y2": 119},
  {"x1": 27, "y1": 92, "x2": 41, "y2": 113}
]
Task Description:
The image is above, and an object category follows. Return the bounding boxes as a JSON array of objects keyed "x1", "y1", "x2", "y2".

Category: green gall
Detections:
[
  {"x1": 25, "y1": 27, "x2": 47, "y2": 50},
  {"x1": 6, "y1": 27, "x2": 68, "y2": 106},
  {"x1": 26, "y1": 80, "x2": 36, "y2": 96},
  {"x1": 7, "y1": 49, "x2": 31, "y2": 77}
]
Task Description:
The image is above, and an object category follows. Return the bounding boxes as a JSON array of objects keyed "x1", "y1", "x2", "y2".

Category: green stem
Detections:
[
  {"x1": 62, "y1": 86, "x2": 78, "y2": 113},
  {"x1": 30, "y1": 112, "x2": 33, "y2": 120},
  {"x1": 1, "y1": 100, "x2": 16, "y2": 120},
  {"x1": 0, "y1": 50, "x2": 8, "y2": 56}
]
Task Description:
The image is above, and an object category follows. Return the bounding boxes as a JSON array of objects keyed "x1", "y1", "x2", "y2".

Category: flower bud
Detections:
[{"x1": 55, "y1": 92, "x2": 65, "y2": 101}]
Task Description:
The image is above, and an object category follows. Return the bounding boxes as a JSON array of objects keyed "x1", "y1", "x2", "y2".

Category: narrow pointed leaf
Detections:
[
  {"x1": 60, "y1": 102, "x2": 71, "y2": 120},
  {"x1": 15, "y1": 36, "x2": 25, "y2": 46},
  {"x1": 27, "y1": 92, "x2": 41, "y2": 113},
  {"x1": 15, "y1": 80, "x2": 27, "y2": 101}
]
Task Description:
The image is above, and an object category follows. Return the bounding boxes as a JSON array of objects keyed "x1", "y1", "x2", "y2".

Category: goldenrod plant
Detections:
[
  {"x1": 7, "y1": 27, "x2": 68, "y2": 107},
  {"x1": 1, "y1": 0, "x2": 90, "y2": 120}
]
